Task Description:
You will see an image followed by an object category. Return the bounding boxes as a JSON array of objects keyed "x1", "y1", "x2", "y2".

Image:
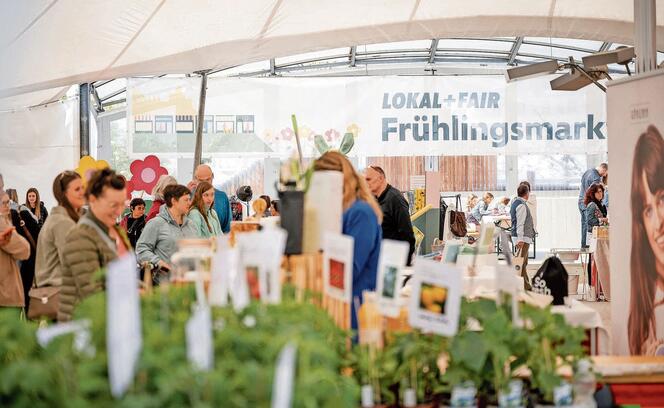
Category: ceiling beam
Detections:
[
  {"x1": 507, "y1": 37, "x2": 523, "y2": 66},
  {"x1": 599, "y1": 42, "x2": 612, "y2": 52},
  {"x1": 428, "y1": 39, "x2": 439, "y2": 63}
]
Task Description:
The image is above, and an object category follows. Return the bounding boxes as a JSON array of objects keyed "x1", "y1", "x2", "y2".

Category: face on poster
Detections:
[
  {"x1": 376, "y1": 240, "x2": 409, "y2": 317},
  {"x1": 323, "y1": 232, "x2": 354, "y2": 302},
  {"x1": 408, "y1": 259, "x2": 462, "y2": 337},
  {"x1": 608, "y1": 70, "x2": 664, "y2": 355}
]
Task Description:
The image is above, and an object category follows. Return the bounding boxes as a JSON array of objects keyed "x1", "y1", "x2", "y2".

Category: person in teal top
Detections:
[{"x1": 188, "y1": 181, "x2": 222, "y2": 238}]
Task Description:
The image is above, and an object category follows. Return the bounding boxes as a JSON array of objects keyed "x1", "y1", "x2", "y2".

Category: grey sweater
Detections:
[{"x1": 136, "y1": 205, "x2": 197, "y2": 266}]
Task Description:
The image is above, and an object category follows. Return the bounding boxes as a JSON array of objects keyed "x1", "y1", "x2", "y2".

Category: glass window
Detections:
[
  {"x1": 517, "y1": 154, "x2": 587, "y2": 191},
  {"x1": 134, "y1": 115, "x2": 153, "y2": 133},
  {"x1": 216, "y1": 115, "x2": 235, "y2": 133},
  {"x1": 203, "y1": 115, "x2": 214, "y2": 133},
  {"x1": 236, "y1": 115, "x2": 255, "y2": 134},
  {"x1": 155, "y1": 115, "x2": 173, "y2": 134},
  {"x1": 175, "y1": 115, "x2": 194, "y2": 133}
]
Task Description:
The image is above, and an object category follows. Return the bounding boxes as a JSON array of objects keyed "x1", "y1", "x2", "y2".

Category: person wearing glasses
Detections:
[
  {"x1": 58, "y1": 169, "x2": 129, "y2": 322},
  {"x1": 0, "y1": 191, "x2": 30, "y2": 309},
  {"x1": 364, "y1": 165, "x2": 415, "y2": 265}
]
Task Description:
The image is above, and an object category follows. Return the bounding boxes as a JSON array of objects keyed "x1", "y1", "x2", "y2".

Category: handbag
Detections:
[
  {"x1": 27, "y1": 285, "x2": 60, "y2": 320},
  {"x1": 449, "y1": 210, "x2": 467, "y2": 237}
]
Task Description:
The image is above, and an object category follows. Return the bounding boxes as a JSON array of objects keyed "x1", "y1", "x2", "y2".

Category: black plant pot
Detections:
[{"x1": 278, "y1": 190, "x2": 304, "y2": 255}]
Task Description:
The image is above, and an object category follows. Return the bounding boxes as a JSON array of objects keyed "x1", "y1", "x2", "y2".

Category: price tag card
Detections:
[
  {"x1": 271, "y1": 342, "x2": 298, "y2": 408},
  {"x1": 376, "y1": 239, "x2": 409, "y2": 317},
  {"x1": 186, "y1": 304, "x2": 213, "y2": 371},
  {"x1": 408, "y1": 259, "x2": 462, "y2": 337},
  {"x1": 323, "y1": 232, "x2": 354, "y2": 302},
  {"x1": 210, "y1": 247, "x2": 238, "y2": 307},
  {"x1": 237, "y1": 228, "x2": 288, "y2": 304},
  {"x1": 106, "y1": 254, "x2": 142, "y2": 398}
]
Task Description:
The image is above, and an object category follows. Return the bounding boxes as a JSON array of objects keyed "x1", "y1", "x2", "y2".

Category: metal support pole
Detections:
[
  {"x1": 634, "y1": 0, "x2": 657, "y2": 73},
  {"x1": 79, "y1": 83, "x2": 90, "y2": 157},
  {"x1": 193, "y1": 71, "x2": 209, "y2": 173}
]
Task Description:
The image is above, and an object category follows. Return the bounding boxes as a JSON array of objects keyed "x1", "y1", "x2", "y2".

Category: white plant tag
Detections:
[
  {"x1": 271, "y1": 342, "x2": 298, "y2": 408},
  {"x1": 36, "y1": 319, "x2": 95, "y2": 356},
  {"x1": 106, "y1": 254, "x2": 142, "y2": 398},
  {"x1": 408, "y1": 259, "x2": 462, "y2": 337},
  {"x1": 323, "y1": 232, "x2": 354, "y2": 302},
  {"x1": 186, "y1": 304, "x2": 213, "y2": 371},
  {"x1": 209, "y1": 247, "x2": 237, "y2": 307},
  {"x1": 376, "y1": 240, "x2": 409, "y2": 317}
]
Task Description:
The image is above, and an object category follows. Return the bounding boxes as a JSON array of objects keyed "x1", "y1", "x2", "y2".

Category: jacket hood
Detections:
[{"x1": 158, "y1": 204, "x2": 190, "y2": 227}]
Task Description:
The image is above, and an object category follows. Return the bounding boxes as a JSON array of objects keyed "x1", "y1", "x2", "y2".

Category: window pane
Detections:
[{"x1": 518, "y1": 154, "x2": 587, "y2": 191}]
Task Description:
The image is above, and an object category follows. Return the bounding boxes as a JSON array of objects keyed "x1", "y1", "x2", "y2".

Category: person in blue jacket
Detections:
[
  {"x1": 194, "y1": 165, "x2": 232, "y2": 233},
  {"x1": 313, "y1": 151, "x2": 383, "y2": 333}
]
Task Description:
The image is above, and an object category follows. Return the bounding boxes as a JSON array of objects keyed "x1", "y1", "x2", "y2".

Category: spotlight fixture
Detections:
[
  {"x1": 582, "y1": 46, "x2": 635, "y2": 68},
  {"x1": 504, "y1": 60, "x2": 559, "y2": 81}
]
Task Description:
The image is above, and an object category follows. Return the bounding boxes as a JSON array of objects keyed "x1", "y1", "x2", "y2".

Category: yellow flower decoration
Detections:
[
  {"x1": 346, "y1": 123, "x2": 360, "y2": 138},
  {"x1": 76, "y1": 155, "x2": 110, "y2": 186}
]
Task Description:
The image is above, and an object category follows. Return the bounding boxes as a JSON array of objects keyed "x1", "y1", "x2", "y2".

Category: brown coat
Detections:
[
  {"x1": 0, "y1": 215, "x2": 30, "y2": 307},
  {"x1": 58, "y1": 211, "x2": 119, "y2": 321}
]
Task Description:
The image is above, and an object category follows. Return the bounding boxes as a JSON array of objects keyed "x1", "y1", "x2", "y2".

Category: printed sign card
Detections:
[
  {"x1": 376, "y1": 240, "x2": 409, "y2": 317},
  {"x1": 477, "y1": 222, "x2": 496, "y2": 254},
  {"x1": 186, "y1": 304, "x2": 214, "y2": 371},
  {"x1": 106, "y1": 255, "x2": 142, "y2": 398},
  {"x1": 323, "y1": 232, "x2": 354, "y2": 302},
  {"x1": 237, "y1": 228, "x2": 287, "y2": 304},
  {"x1": 408, "y1": 259, "x2": 462, "y2": 336}
]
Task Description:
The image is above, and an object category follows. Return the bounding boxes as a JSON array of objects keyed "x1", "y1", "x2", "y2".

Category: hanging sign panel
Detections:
[{"x1": 127, "y1": 76, "x2": 607, "y2": 157}]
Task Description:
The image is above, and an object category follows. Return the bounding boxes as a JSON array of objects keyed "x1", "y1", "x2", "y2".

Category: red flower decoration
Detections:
[{"x1": 129, "y1": 155, "x2": 168, "y2": 194}]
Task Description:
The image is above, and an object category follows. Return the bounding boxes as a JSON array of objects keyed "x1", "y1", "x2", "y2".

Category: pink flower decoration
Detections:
[
  {"x1": 125, "y1": 179, "x2": 135, "y2": 199},
  {"x1": 324, "y1": 129, "x2": 340, "y2": 142},
  {"x1": 280, "y1": 128, "x2": 294, "y2": 141},
  {"x1": 129, "y1": 155, "x2": 168, "y2": 194}
]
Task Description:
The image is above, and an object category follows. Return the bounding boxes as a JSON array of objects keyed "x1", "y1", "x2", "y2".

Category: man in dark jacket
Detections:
[{"x1": 365, "y1": 165, "x2": 416, "y2": 265}]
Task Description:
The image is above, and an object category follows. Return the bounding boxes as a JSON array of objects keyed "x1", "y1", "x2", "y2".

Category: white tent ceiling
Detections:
[{"x1": 2, "y1": 0, "x2": 664, "y2": 100}]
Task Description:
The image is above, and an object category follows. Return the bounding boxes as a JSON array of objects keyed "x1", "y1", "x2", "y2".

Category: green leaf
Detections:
[
  {"x1": 339, "y1": 132, "x2": 355, "y2": 154},
  {"x1": 314, "y1": 134, "x2": 330, "y2": 154}
]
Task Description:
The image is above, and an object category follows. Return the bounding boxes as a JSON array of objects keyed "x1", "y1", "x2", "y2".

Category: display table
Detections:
[
  {"x1": 551, "y1": 299, "x2": 606, "y2": 355},
  {"x1": 592, "y1": 356, "x2": 664, "y2": 406}
]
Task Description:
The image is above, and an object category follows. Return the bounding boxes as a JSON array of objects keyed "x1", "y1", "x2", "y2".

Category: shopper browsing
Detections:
[
  {"x1": 136, "y1": 184, "x2": 197, "y2": 273},
  {"x1": 34, "y1": 171, "x2": 85, "y2": 294},
  {"x1": 25, "y1": 188, "x2": 48, "y2": 227},
  {"x1": 468, "y1": 192, "x2": 494, "y2": 224},
  {"x1": 120, "y1": 198, "x2": 147, "y2": 249},
  {"x1": 365, "y1": 165, "x2": 415, "y2": 265},
  {"x1": 58, "y1": 169, "x2": 129, "y2": 321},
  {"x1": 193, "y1": 165, "x2": 232, "y2": 233},
  {"x1": 511, "y1": 184, "x2": 535, "y2": 290},
  {"x1": 10, "y1": 190, "x2": 42, "y2": 314},
  {"x1": 578, "y1": 163, "x2": 608, "y2": 248},
  {"x1": 145, "y1": 175, "x2": 177, "y2": 222},
  {"x1": 188, "y1": 181, "x2": 222, "y2": 238},
  {"x1": 0, "y1": 191, "x2": 30, "y2": 310},
  {"x1": 314, "y1": 151, "x2": 382, "y2": 332}
]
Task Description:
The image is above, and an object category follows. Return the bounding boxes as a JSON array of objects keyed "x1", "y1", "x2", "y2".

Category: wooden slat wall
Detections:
[
  {"x1": 366, "y1": 156, "x2": 424, "y2": 192},
  {"x1": 368, "y1": 156, "x2": 497, "y2": 193}
]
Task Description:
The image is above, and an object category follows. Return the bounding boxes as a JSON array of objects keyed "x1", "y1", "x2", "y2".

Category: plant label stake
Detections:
[
  {"x1": 36, "y1": 319, "x2": 95, "y2": 356},
  {"x1": 271, "y1": 342, "x2": 298, "y2": 408},
  {"x1": 210, "y1": 246, "x2": 237, "y2": 307},
  {"x1": 408, "y1": 259, "x2": 462, "y2": 337},
  {"x1": 376, "y1": 240, "x2": 409, "y2": 318},
  {"x1": 186, "y1": 304, "x2": 214, "y2": 371},
  {"x1": 495, "y1": 265, "x2": 522, "y2": 327},
  {"x1": 106, "y1": 254, "x2": 142, "y2": 398}
]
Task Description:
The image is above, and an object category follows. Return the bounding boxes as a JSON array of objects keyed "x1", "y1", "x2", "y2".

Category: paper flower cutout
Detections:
[
  {"x1": 124, "y1": 178, "x2": 135, "y2": 200},
  {"x1": 280, "y1": 128, "x2": 294, "y2": 141},
  {"x1": 324, "y1": 129, "x2": 340, "y2": 142},
  {"x1": 129, "y1": 155, "x2": 168, "y2": 194},
  {"x1": 76, "y1": 156, "x2": 110, "y2": 186},
  {"x1": 346, "y1": 123, "x2": 360, "y2": 138}
]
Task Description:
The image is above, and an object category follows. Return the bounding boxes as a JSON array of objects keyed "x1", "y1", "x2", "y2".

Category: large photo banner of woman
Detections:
[{"x1": 608, "y1": 70, "x2": 664, "y2": 355}]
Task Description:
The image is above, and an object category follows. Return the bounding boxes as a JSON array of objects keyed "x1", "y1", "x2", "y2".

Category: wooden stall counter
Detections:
[{"x1": 592, "y1": 356, "x2": 664, "y2": 407}]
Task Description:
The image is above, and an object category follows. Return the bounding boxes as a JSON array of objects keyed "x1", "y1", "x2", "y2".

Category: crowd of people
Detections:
[{"x1": 0, "y1": 157, "x2": 612, "y2": 327}]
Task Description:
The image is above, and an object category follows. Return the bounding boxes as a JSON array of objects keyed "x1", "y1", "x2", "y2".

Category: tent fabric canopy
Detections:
[{"x1": 2, "y1": 0, "x2": 664, "y2": 99}]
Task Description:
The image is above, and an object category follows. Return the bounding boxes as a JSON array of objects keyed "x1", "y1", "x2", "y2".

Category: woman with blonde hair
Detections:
[
  {"x1": 313, "y1": 151, "x2": 382, "y2": 332},
  {"x1": 146, "y1": 175, "x2": 177, "y2": 222}
]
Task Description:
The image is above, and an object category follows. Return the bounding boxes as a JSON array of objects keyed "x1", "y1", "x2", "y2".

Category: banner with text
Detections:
[{"x1": 128, "y1": 76, "x2": 607, "y2": 157}]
